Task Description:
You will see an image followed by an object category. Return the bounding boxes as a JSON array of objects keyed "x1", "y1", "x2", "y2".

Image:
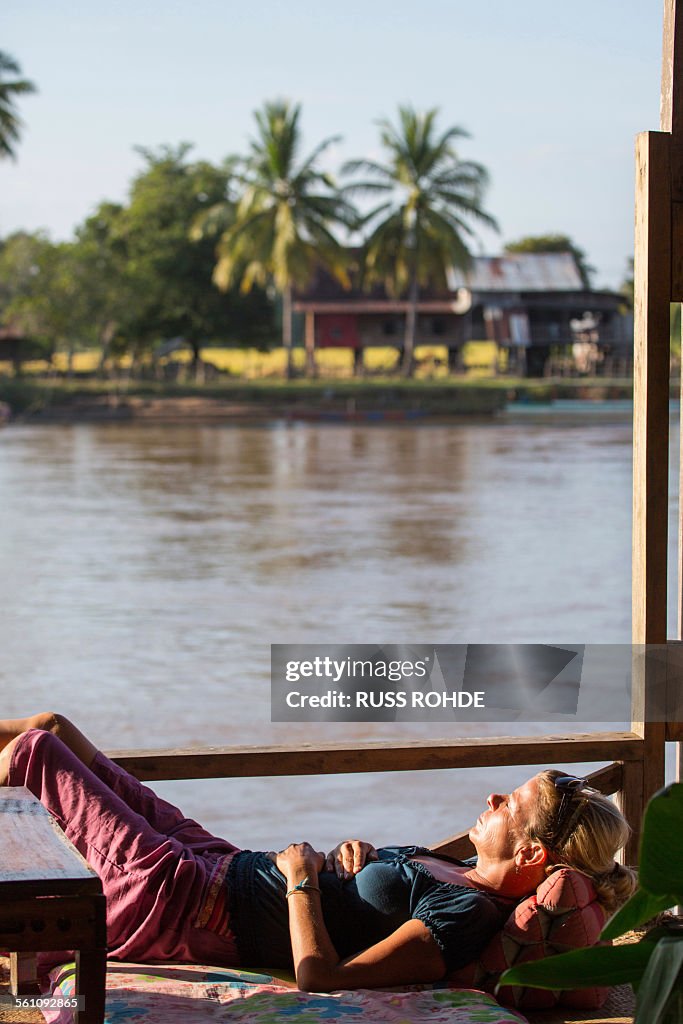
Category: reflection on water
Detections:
[{"x1": 0, "y1": 411, "x2": 677, "y2": 848}]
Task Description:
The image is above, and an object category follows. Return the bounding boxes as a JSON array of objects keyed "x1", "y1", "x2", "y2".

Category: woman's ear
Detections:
[{"x1": 515, "y1": 840, "x2": 548, "y2": 869}]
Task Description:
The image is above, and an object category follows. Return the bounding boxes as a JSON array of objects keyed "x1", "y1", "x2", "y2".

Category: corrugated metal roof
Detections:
[{"x1": 447, "y1": 252, "x2": 584, "y2": 292}]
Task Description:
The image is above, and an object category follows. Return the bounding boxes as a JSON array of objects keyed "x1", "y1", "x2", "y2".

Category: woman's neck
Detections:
[
  {"x1": 465, "y1": 861, "x2": 516, "y2": 897},
  {"x1": 470, "y1": 855, "x2": 540, "y2": 900}
]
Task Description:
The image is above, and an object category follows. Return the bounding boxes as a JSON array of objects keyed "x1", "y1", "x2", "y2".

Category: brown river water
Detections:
[{"x1": 0, "y1": 403, "x2": 678, "y2": 851}]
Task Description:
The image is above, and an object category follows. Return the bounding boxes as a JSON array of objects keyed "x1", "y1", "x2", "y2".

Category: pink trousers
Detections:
[{"x1": 8, "y1": 728, "x2": 241, "y2": 966}]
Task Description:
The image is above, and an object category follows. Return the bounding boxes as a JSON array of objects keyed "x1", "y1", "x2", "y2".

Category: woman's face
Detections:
[{"x1": 469, "y1": 775, "x2": 541, "y2": 862}]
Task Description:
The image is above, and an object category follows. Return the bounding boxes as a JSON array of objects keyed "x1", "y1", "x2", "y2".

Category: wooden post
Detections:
[
  {"x1": 75, "y1": 893, "x2": 107, "y2": 1024},
  {"x1": 616, "y1": 760, "x2": 645, "y2": 866},
  {"x1": 631, "y1": 130, "x2": 670, "y2": 849},
  {"x1": 628, "y1": 0, "x2": 683, "y2": 859},
  {"x1": 678, "y1": 304, "x2": 683, "y2": 777},
  {"x1": 632, "y1": 130, "x2": 671, "y2": 647},
  {"x1": 661, "y1": 0, "x2": 683, "y2": 138},
  {"x1": 9, "y1": 952, "x2": 38, "y2": 995},
  {"x1": 664, "y1": 0, "x2": 683, "y2": 784},
  {"x1": 283, "y1": 285, "x2": 294, "y2": 379},
  {"x1": 304, "y1": 310, "x2": 317, "y2": 378}
]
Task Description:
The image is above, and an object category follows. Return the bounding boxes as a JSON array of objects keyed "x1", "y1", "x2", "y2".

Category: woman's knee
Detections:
[
  {"x1": 27, "y1": 711, "x2": 64, "y2": 734},
  {"x1": 32, "y1": 713, "x2": 98, "y2": 768},
  {"x1": 2, "y1": 714, "x2": 98, "y2": 774}
]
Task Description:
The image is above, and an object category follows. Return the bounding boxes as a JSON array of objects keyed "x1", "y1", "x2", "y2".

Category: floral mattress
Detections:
[{"x1": 43, "y1": 961, "x2": 529, "y2": 1024}]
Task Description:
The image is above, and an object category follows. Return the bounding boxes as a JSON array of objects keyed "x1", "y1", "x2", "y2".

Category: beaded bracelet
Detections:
[{"x1": 285, "y1": 875, "x2": 321, "y2": 898}]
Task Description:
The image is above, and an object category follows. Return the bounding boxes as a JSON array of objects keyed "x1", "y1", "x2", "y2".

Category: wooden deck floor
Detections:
[
  {"x1": 0, "y1": 958, "x2": 41, "y2": 1023},
  {"x1": 525, "y1": 987, "x2": 634, "y2": 1024}
]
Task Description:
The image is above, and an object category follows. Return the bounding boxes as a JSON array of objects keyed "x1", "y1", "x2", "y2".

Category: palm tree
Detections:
[
  {"x1": 197, "y1": 100, "x2": 356, "y2": 378},
  {"x1": 344, "y1": 107, "x2": 497, "y2": 375},
  {"x1": 0, "y1": 52, "x2": 36, "y2": 160}
]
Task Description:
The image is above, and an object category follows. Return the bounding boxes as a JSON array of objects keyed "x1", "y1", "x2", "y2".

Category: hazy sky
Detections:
[{"x1": 2, "y1": 1, "x2": 662, "y2": 288}]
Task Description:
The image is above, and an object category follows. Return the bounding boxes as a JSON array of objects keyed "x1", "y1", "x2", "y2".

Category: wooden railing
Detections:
[{"x1": 108, "y1": 733, "x2": 643, "y2": 782}]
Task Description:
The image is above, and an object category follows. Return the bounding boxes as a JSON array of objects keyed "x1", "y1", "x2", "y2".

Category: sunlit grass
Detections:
[{"x1": 5, "y1": 342, "x2": 499, "y2": 379}]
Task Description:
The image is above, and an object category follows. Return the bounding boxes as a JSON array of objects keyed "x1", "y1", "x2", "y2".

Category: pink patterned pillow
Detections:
[{"x1": 448, "y1": 868, "x2": 609, "y2": 1010}]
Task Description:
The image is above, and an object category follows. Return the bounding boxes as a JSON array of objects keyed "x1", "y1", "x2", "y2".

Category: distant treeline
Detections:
[{"x1": 1, "y1": 99, "x2": 634, "y2": 379}]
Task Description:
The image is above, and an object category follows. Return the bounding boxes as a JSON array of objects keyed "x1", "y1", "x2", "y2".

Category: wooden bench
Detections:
[{"x1": 0, "y1": 788, "x2": 106, "y2": 1024}]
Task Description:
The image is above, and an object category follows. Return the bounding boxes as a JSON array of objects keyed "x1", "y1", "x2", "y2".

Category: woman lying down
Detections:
[{"x1": 0, "y1": 713, "x2": 636, "y2": 992}]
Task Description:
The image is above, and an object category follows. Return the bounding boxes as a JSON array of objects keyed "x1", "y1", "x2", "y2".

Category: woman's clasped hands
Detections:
[{"x1": 267, "y1": 839, "x2": 378, "y2": 881}]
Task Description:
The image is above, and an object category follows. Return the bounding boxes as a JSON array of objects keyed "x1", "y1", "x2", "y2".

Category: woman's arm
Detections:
[{"x1": 271, "y1": 844, "x2": 446, "y2": 992}]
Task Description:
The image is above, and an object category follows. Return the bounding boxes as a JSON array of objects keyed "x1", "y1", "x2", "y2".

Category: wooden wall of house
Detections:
[{"x1": 355, "y1": 313, "x2": 468, "y2": 347}]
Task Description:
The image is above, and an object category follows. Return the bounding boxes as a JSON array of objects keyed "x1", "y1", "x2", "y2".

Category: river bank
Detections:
[{"x1": 0, "y1": 376, "x2": 646, "y2": 424}]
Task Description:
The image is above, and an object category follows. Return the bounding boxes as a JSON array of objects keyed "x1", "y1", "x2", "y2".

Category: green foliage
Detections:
[
  {"x1": 192, "y1": 101, "x2": 356, "y2": 376},
  {"x1": 0, "y1": 149, "x2": 275, "y2": 377},
  {"x1": 71, "y1": 201, "x2": 140, "y2": 361},
  {"x1": 117, "y1": 144, "x2": 272, "y2": 367},
  {"x1": 0, "y1": 51, "x2": 36, "y2": 160},
  {"x1": 503, "y1": 942, "x2": 656, "y2": 988},
  {"x1": 196, "y1": 100, "x2": 356, "y2": 375},
  {"x1": 0, "y1": 231, "x2": 73, "y2": 361},
  {"x1": 0, "y1": 225, "x2": 134, "y2": 368},
  {"x1": 604, "y1": 785, "x2": 683, "y2": 937},
  {"x1": 0, "y1": 377, "x2": 47, "y2": 412},
  {"x1": 343, "y1": 106, "x2": 497, "y2": 375},
  {"x1": 504, "y1": 233, "x2": 595, "y2": 288},
  {"x1": 213, "y1": 100, "x2": 356, "y2": 295},
  {"x1": 0, "y1": 231, "x2": 53, "y2": 313},
  {"x1": 499, "y1": 784, "x2": 683, "y2": 1024}
]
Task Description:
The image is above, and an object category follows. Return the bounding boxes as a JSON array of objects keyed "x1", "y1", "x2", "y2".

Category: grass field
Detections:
[{"x1": 11, "y1": 342, "x2": 500, "y2": 379}]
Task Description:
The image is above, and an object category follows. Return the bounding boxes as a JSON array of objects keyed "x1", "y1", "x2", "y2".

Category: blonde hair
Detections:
[{"x1": 526, "y1": 770, "x2": 637, "y2": 912}]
